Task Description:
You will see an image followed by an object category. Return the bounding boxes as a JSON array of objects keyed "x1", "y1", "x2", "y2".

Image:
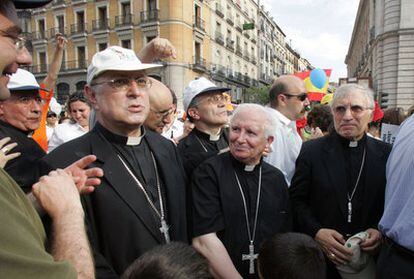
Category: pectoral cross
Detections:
[
  {"x1": 347, "y1": 201, "x2": 352, "y2": 223},
  {"x1": 160, "y1": 219, "x2": 171, "y2": 243},
  {"x1": 242, "y1": 243, "x2": 258, "y2": 274}
]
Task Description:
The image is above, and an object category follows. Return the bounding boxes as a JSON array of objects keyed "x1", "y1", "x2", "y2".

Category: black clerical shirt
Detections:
[
  {"x1": 95, "y1": 123, "x2": 168, "y2": 222},
  {"x1": 192, "y1": 152, "x2": 291, "y2": 278},
  {"x1": 178, "y1": 127, "x2": 229, "y2": 177},
  {"x1": 333, "y1": 132, "x2": 368, "y2": 237}
]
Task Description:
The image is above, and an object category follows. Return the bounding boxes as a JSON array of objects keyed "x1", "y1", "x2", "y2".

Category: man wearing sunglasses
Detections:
[
  {"x1": 144, "y1": 77, "x2": 175, "y2": 134},
  {"x1": 290, "y1": 84, "x2": 391, "y2": 279},
  {"x1": 44, "y1": 46, "x2": 188, "y2": 278},
  {"x1": 265, "y1": 75, "x2": 310, "y2": 186}
]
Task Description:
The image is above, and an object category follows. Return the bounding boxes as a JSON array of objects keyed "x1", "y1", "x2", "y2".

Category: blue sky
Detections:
[{"x1": 262, "y1": 0, "x2": 360, "y2": 82}]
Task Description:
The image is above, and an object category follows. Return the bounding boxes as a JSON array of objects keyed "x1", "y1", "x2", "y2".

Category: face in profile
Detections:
[{"x1": 190, "y1": 91, "x2": 228, "y2": 126}]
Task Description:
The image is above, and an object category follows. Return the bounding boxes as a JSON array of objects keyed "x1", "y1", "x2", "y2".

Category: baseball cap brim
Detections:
[
  {"x1": 13, "y1": 0, "x2": 52, "y2": 8},
  {"x1": 10, "y1": 85, "x2": 45, "y2": 92},
  {"x1": 90, "y1": 63, "x2": 162, "y2": 84}
]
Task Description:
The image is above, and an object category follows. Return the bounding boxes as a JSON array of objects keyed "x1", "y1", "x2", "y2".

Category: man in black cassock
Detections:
[
  {"x1": 289, "y1": 84, "x2": 391, "y2": 278},
  {"x1": 177, "y1": 77, "x2": 230, "y2": 177},
  {"x1": 44, "y1": 46, "x2": 188, "y2": 278},
  {"x1": 192, "y1": 104, "x2": 291, "y2": 278}
]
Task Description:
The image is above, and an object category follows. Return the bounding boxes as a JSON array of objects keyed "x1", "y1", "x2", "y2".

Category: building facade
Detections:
[
  {"x1": 22, "y1": 0, "x2": 312, "y2": 106},
  {"x1": 345, "y1": 0, "x2": 414, "y2": 108}
]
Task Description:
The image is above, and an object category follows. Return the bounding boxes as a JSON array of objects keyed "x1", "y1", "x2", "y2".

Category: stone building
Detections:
[{"x1": 345, "y1": 0, "x2": 414, "y2": 108}]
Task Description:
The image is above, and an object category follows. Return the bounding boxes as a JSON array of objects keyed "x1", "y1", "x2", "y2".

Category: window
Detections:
[
  {"x1": 98, "y1": 6, "x2": 108, "y2": 27},
  {"x1": 77, "y1": 46, "x2": 86, "y2": 68},
  {"x1": 148, "y1": 0, "x2": 156, "y2": 10},
  {"x1": 121, "y1": 39, "x2": 131, "y2": 49},
  {"x1": 39, "y1": 52, "x2": 47, "y2": 72},
  {"x1": 56, "y1": 15, "x2": 64, "y2": 34},
  {"x1": 194, "y1": 42, "x2": 201, "y2": 61},
  {"x1": 57, "y1": 83, "x2": 70, "y2": 105},
  {"x1": 76, "y1": 81, "x2": 87, "y2": 93},
  {"x1": 98, "y1": 43, "x2": 107, "y2": 51},
  {"x1": 76, "y1": 11, "x2": 85, "y2": 31},
  {"x1": 38, "y1": 19, "x2": 46, "y2": 38},
  {"x1": 121, "y1": 2, "x2": 131, "y2": 23},
  {"x1": 146, "y1": 36, "x2": 156, "y2": 44}
]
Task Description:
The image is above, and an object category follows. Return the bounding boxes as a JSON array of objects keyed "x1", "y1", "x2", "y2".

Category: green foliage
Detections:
[{"x1": 244, "y1": 85, "x2": 271, "y2": 105}]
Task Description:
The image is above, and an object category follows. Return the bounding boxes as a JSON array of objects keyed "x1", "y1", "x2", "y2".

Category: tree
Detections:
[{"x1": 244, "y1": 85, "x2": 271, "y2": 105}]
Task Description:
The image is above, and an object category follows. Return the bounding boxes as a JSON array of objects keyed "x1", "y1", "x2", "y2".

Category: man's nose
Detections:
[{"x1": 17, "y1": 47, "x2": 32, "y2": 66}]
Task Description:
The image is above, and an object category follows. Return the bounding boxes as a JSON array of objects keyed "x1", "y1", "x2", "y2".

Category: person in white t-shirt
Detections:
[
  {"x1": 264, "y1": 75, "x2": 310, "y2": 186},
  {"x1": 48, "y1": 92, "x2": 90, "y2": 152}
]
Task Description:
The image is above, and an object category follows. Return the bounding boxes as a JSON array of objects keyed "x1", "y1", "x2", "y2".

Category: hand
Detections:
[
  {"x1": 311, "y1": 127, "x2": 324, "y2": 139},
  {"x1": 360, "y1": 228, "x2": 382, "y2": 252},
  {"x1": 0, "y1": 137, "x2": 20, "y2": 168},
  {"x1": 64, "y1": 155, "x2": 104, "y2": 194},
  {"x1": 32, "y1": 169, "x2": 83, "y2": 219},
  {"x1": 138, "y1": 37, "x2": 177, "y2": 62},
  {"x1": 315, "y1": 228, "x2": 353, "y2": 265},
  {"x1": 55, "y1": 33, "x2": 67, "y2": 50}
]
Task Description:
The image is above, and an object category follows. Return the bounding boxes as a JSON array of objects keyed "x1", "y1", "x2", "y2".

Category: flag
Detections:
[{"x1": 295, "y1": 69, "x2": 332, "y2": 101}]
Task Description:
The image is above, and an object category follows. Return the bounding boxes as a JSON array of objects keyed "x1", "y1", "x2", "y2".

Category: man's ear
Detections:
[
  {"x1": 188, "y1": 107, "x2": 200, "y2": 121},
  {"x1": 0, "y1": 101, "x2": 5, "y2": 116},
  {"x1": 84, "y1": 85, "x2": 98, "y2": 110},
  {"x1": 277, "y1": 94, "x2": 287, "y2": 107},
  {"x1": 266, "y1": 135, "x2": 274, "y2": 146}
]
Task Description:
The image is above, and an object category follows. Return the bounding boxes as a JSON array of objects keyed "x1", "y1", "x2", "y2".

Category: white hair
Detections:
[
  {"x1": 331, "y1": 84, "x2": 375, "y2": 109},
  {"x1": 230, "y1": 103, "x2": 277, "y2": 138}
]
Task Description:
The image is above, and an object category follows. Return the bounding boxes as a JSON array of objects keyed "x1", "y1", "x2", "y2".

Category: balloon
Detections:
[{"x1": 310, "y1": 68, "x2": 327, "y2": 89}]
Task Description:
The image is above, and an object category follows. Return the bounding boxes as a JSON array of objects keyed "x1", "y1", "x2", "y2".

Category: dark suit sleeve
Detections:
[{"x1": 289, "y1": 144, "x2": 322, "y2": 237}]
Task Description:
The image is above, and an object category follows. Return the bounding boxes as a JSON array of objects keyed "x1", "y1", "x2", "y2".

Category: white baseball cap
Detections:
[
  {"x1": 87, "y1": 46, "x2": 162, "y2": 84},
  {"x1": 183, "y1": 77, "x2": 230, "y2": 111},
  {"x1": 8, "y1": 69, "x2": 41, "y2": 91}
]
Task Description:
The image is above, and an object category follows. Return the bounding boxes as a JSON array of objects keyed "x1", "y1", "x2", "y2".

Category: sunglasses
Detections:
[
  {"x1": 47, "y1": 113, "x2": 57, "y2": 118},
  {"x1": 283, "y1": 93, "x2": 308, "y2": 101}
]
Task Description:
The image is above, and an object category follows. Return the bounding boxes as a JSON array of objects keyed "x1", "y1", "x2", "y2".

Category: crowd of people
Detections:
[{"x1": 1, "y1": 1, "x2": 414, "y2": 279}]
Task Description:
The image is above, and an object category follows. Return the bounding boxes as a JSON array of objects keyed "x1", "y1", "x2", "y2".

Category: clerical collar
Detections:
[
  {"x1": 334, "y1": 131, "x2": 367, "y2": 148},
  {"x1": 194, "y1": 128, "x2": 222, "y2": 142},
  {"x1": 230, "y1": 153, "x2": 262, "y2": 172},
  {"x1": 95, "y1": 122, "x2": 146, "y2": 145}
]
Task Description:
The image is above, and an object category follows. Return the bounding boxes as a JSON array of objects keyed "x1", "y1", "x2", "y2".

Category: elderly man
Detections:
[
  {"x1": 0, "y1": 1, "x2": 103, "y2": 278},
  {"x1": 265, "y1": 75, "x2": 310, "y2": 185},
  {"x1": 289, "y1": 84, "x2": 391, "y2": 278},
  {"x1": 178, "y1": 77, "x2": 230, "y2": 177},
  {"x1": 44, "y1": 46, "x2": 188, "y2": 277},
  {"x1": 144, "y1": 77, "x2": 175, "y2": 134},
  {"x1": 0, "y1": 69, "x2": 52, "y2": 191},
  {"x1": 192, "y1": 104, "x2": 290, "y2": 278}
]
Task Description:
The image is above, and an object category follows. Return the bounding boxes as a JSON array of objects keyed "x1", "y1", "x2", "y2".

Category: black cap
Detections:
[{"x1": 13, "y1": 0, "x2": 52, "y2": 9}]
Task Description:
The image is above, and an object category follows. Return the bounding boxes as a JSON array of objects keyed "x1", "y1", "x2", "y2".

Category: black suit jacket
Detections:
[
  {"x1": 289, "y1": 133, "x2": 391, "y2": 238},
  {"x1": 43, "y1": 126, "x2": 188, "y2": 278}
]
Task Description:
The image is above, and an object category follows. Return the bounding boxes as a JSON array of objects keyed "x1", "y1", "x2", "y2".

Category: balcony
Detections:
[
  {"x1": 227, "y1": 69, "x2": 234, "y2": 80},
  {"x1": 211, "y1": 64, "x2": 226, "y2": 81},
  {"x1": 251, "y1": 55, "x2": 257, "y2": 65},
  {"x1": 61, "y1": 60, "x2": 88, "y2": 72},
  {"x1": 244, "y1": 75, "x2": 251, "y2": 85},
  {"x1": 92, "y1": 19, "x2": 110, "y2": 34},
  {"x1": 193, "y1": 16, "x2": 205, "y2": 32},
  {"x1": 236, "y1": 44, "x2": 243, "y2": 56},
  {"x1": 140, "y1": 9, "x2": 159, "y2": 23},
  {"x1": 251, "y1": 35, "x2": 256, "y2": 43},
  {"x1": 72, "y1": 0, "x2": 87, "y2": 3},
  {"x1": 244, "y1": 51, "x2": 250, "y2": 61},
  {"x1": 215, "y1": 3, "x2": 224, "y2": 18},
  {"x1": 49, "y1": 26, "x2": 67, "y2": 37},
  {"x1": 115, "y1": 14, "x2": 134, "y2": 28},
  {"x1": 193, "y1": 56, "x2": 207, "y2": 73},
  {"x1": 70, "y1": 23, "x2": 87, "y2": 38},
  {"x1": 226, "y1": 38, "x2": 234, "y2": 51},
  {"x1": 31, "y1": 31, "x2": 48, "y2": 46},
  {"x1": 215, "y1": 31, "x2": 224, "y2": 45},
  {"x1": 226, "y1": 13, "x2": 234, "y2": 25},
  {"x1": 244, "y1": 32, "x2": 250, "y2": 39},
  {"x1": 25, "y1": 64, "x2": 48, "y2": 74},
  {"x1": 236, "y1": 24, "x2": 242, "y2": 33}
]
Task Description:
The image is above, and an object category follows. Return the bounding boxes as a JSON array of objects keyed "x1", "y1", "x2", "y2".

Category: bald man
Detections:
[
  {"x1": 144, "y1": 78, "x2": 175, "y2": 134},
  {"x1": 264, "y1": 75, "x2": 310, "y2": 186}
]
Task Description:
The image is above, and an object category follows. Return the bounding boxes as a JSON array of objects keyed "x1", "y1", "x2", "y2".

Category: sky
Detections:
[{"x1": 262, "y1": 0, "x2": 360, "y2": 83}]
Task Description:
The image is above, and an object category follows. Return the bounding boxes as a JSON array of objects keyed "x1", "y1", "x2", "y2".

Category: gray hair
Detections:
[
  {"x1": 331, "y1": 84, "x2": 375, "y2": 109},
  {"x1": 230, "y1": 103, "x2": 277, "y2": 139}
]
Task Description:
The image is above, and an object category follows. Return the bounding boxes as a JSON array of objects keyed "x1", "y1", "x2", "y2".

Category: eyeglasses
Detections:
[
  {"x1": 150, "y1": 107, "x2": 175, "y2": 118},
  {"x1": 283, "y1": 93, "x2": 308, "y2": 101},
  {"x1": 90, "y1": 77, "x2": 152, "y2": 91},
  {"x1": 333, "y1": 105, "x2": 372, "y2": 115},
  {"x1": 0, "y1": 30, "x2": 26, "y2": 51}
]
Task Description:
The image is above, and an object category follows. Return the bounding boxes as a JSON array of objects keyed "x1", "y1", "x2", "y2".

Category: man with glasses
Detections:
[
  {"x1": 44, "y1": 46, "x2": 188, "y2": 277},
  {"x1": 265, "y1": 75, "x2": 310, "y2": 186},
  {"x1": 289, "y1": 84, "x2": 391, "y2": 278},
  {"x1": 144, "y1": 77, "x2": 175, "y2": 134},
  {"x1": 178, "y1": 77, "x2": 230, "y2": 177},
  {"x1": 0, "y1": 1, "x2": 103, "y2": 278},
  {"x1": 0, "y1": 68, "x2": 53, "y2": 192}
]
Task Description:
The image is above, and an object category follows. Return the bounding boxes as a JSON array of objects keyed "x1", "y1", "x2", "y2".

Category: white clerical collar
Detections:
[
  {"x1": 244, "y1": 164, "x2": 256, "y2": 172},
  {"x1": 126, "y1": 127, "x2": 146, "y2": 145},
  {"x1": 210, "y1": 131, "x2": 221, "y2": 141},
  {"x1": 349, "y1": 141, "x2": 358, "y2": 147}
]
